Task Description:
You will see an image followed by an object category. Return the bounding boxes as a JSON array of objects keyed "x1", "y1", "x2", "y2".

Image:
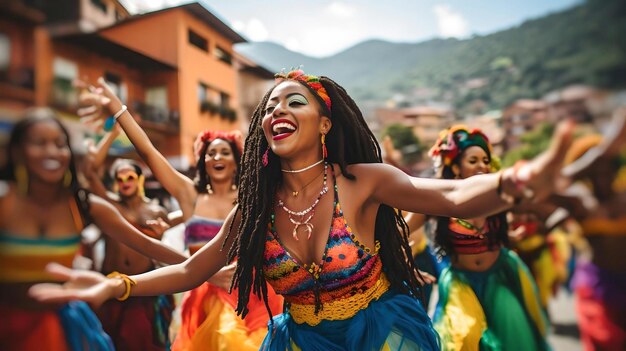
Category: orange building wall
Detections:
[
  {"x1": 176, "y1": 10, "x2": 239, "y2": 162},
  {"x1": 100, "y1": 10, "x2": 180, "y2": 68}
]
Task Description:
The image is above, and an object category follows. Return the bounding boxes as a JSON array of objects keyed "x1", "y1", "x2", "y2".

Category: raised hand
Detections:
[
  {"x1": 145, "y1": 217, "x2": 171, "y2": 237},
  {"x1": 76, "y1": 77, "x2": 125, "y2": 131},
  {"x1": 503, "y1": 120, "x2": 575, "y2": 204},
  {"x1": 28, "y1": 263, "x2": 117, "y2": 308}
]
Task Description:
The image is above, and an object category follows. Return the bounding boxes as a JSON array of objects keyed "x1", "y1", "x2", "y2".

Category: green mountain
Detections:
[{"x1": 235, "y1": 0, "x2": 626, "y2": 114}]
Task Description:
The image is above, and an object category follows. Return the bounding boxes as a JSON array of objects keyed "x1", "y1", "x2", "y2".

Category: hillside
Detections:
[{"x1": 235, "y1": 0, "x2": 626, "y2": 114}]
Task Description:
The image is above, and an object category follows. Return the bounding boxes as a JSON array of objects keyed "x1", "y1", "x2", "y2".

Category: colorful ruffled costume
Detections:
[
  {"x1": 97, "y1": 224, "x2": 174, "y2": 351},
  {"x1": 433, "y1": 248, "x2": 550, "y2": 351},
  {"x1": 572, "y1": 217, "x2": 626, "y2": 350},
  {"x1": 0, "y1": 233, "x2": 113, "y2": 351},
  {"x1": 172, "y1": 216, "x2": 283, "y2": 351},
  {"x1": 511, "y1": 220, "x2": 571, "y2": 309},
  {"x1": 262, "y1": 170, "x2": 439, "y2": 351}
]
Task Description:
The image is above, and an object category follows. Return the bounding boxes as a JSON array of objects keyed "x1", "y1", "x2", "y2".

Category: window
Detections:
[
  {"x1": 188, "y1": 29, "x2": 208, "y2": 52},
  {"x1": 146, "y1": 86, "x2": 168, "y2": 111},
  {"x1": 90, "y1": 0, "x2": 108, "y2": 13},
  {"x1": 0, "y1": 33, "x2": 10, "y2": 71},
  {"x1": 220, "y1": 92, "x2": 230, "y2": 109},
  {"x1": 197, "y1": 82, "x2": 208, "y2": 103},
  {"x1": 52, "y1": 57, "x2": 78, "y2": 108},
  {"x1": 104, "y1": 72, "x2": 127, "y2": 103},
  {"x1": 215, "y1": 46, "x2": 232, "y2": 65}
]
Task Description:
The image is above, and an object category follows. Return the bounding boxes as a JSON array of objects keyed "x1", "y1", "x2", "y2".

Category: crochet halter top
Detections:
[{"x1": 263, "y1": 167, "x2": 389, "y2": 325}]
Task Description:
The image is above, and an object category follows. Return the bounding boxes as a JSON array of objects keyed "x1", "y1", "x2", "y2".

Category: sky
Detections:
[{"x1": 120, "y1": 0, "x2": 582, "y2": 58}]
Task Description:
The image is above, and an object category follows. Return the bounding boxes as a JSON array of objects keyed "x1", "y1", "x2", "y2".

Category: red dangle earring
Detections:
[
  {"x1": 262, "y1": 146, "x2": 270, "y2": 167},
  {"x1": 321, "y1": 134, "x2": 328, "y2": 159}
]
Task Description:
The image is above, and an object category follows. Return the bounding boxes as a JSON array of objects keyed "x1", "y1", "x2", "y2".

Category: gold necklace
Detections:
[{"x1": 289, "y1": 168, "x2": 324, "y2": 197}]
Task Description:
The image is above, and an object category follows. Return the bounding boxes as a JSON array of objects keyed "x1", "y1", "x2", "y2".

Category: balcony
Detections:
[
  {"x1": 49, "y1": 76, "x2": 79, "y2": 113},
  {"x1": 133, "y1": 101, "x2": 180, "y2": 133},
  {"x1": 0, "y1": 67, "x2": 35, "y2": 103}
]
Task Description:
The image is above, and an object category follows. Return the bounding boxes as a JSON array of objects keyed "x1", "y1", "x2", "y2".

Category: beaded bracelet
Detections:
[{"x1": 106, "y1": 271, "x2": 136, "y2": 301}]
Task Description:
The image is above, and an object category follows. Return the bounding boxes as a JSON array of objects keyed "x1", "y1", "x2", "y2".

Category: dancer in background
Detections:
[
  {"x1": 29, "y1": 71, "x2": 572, "y2": 351},
  {"x1": 559, "y1": 108, "x2": 626, "y2": 351},
  {"x1": 0, "y1": 108, "x2": 185, "y2": 351},
  {"x1": 429, "y1": 125, "x2": 550, "y2": 351},
  {"x1": 77, "y1": 79, "x2": 282, "y2": 351},
  {"x1": 83, "y1": 125, "x2": 177, "y2": 351}
]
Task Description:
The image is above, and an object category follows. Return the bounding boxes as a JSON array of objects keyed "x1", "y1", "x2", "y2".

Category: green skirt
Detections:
[{"x1": 433, "y1": 248, "x2": 550, "y2": 351}]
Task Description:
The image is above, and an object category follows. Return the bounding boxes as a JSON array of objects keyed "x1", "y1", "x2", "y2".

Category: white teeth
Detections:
[
  {"x1": 272, "y1": 122, "x2": 296, "y2": 134},
  {"x1": 42, "y1": 159, "x2": 62, "y2": 170}
]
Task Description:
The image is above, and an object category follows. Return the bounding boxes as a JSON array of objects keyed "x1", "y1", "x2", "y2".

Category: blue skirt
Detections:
[{"x1": 261, "y1": 291, "x2": 440, "y2": 351}]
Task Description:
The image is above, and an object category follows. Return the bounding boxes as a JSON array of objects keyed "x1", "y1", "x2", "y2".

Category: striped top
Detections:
[
  {"x1": 0, "y1": 233, "x2": 81, "y2": 283},
  {"x1": 263, "y1": 169, "x2": 383, "y2": 309},
  {"x1": 184, "y1": 216, "x2": 224, "y2": 255}
]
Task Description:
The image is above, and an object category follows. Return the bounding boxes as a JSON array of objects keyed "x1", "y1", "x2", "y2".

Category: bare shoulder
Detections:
[{"x1": 343, "y1": 163, "x2": 402, "y2": 183}]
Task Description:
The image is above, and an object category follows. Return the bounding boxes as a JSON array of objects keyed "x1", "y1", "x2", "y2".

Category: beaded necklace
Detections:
[{"x1": 277, "y1": 162, "x2": 328, "y2": 240}]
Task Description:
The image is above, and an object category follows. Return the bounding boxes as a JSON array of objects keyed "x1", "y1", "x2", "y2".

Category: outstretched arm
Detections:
[
  {"x1": 368, "y1": 120, "x2": 574, "y2": 218},
  {"x1": 563, "y1": 107, "x2": 626, "y2": 179},
  {"x1": 29, "y1": 205, "x2": 239, "y2": 307},
  {"x1": 88, "y1": 194, "x2": 187, "y2": 264},
  {"x1": 83, "y1": 133, "x2": 120, "y2": 202},
  {"x1": 78, "y1": 78, "x2": 197, "y2": 219}
]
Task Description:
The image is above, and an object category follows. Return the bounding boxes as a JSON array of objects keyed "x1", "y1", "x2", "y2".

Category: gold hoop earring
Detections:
[
  {"x1": 15, "y1": 164, "x2": 28, "y2": 195},
  {"x1": 138, "y1": 175, "x2": 145, "y2": 197},
  {"x1": 63, "y1": 170, "x2": 72, "y2": 188}
]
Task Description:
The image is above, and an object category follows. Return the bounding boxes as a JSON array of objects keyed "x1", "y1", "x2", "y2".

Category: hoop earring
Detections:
[
  {"x1": 262, "y1": 146, "x2": 270, "y2": 167},
  {"x1": 63, "y1": 170, "x2": 72, "y2": 188},
  {"x1": 138, "y1": 175, "x2": 145, "y2": 198},
  {"x1": 15, "y1": 164, "x2": 28, "y2": 195},
  {"x1": 321, "y1": 134, "x2": 328, "y2": 159}
]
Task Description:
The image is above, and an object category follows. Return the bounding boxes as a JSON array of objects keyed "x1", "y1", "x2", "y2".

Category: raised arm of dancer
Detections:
[
  {"x1": 563, "y1": 107, "x2": 626, "y2": 179},
  {"x1": 78, "y1": 78, "x2": 197, "y2": 218},
  {"x1": 29, "y1": 205, "x2": 240, "y2": 307},
  {"x1": 89, "y1": 194, "x2": 187, "y2": 264},
  {"x1": 82, "y1": 132, "x2": 121, "y2": 201},
  {"x1": 367, "y1": 120, "x2": 574, "y2": 218}
]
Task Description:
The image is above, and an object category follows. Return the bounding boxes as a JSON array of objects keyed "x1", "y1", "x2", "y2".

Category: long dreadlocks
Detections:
[{"x1": 223, "y1": 75, "x2": 424, "y2": 319}]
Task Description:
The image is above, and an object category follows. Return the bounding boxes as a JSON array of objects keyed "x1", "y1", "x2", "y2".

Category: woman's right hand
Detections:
[
  {"x1": 76, "y1": 78, "x2": 125, "y2": 129},
  {"x1": 28, "y1": 263, "x2": 121, "y2": 308}
]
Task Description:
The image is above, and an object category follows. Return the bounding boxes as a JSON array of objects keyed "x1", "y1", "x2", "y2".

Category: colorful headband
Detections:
[
  {"x1": 274, "y1": 69, "x2": 332, "y2": 114},
  {"x1": 429, "y1": 125, "x2": 493, "y2": 167},
  {"x1": 193, "y1": 130, "x2": 244, "y2": 159}
]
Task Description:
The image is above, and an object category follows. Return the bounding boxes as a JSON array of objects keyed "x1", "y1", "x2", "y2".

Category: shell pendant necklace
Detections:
[{"x1": 277, "y1": 162, "x2": 328, "y2": 241}]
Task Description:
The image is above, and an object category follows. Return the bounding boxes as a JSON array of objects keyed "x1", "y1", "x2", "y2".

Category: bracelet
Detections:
[
  {"x1": 106, "y1": 271, "x2": 136, "y2": 301},
  {"x1": 496, "y1": 170, "x2": 521, "y2": 205},
  {"x1": 113, "y1": 105, "x2": 128, "y2": 120}
]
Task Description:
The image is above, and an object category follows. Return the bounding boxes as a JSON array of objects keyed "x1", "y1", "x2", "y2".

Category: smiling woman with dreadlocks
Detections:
[
  {"x1": 29, "y1": 70, "x2": 573, "y2": 351},
  {"x1": 428, "y1": 126, "x2": 550, "y2": 351}
]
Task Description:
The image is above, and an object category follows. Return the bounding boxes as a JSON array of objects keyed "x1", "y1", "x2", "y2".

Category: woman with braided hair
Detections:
[
  {"x1": 29, "y1": 70, "x2": 573, "y2": 351},
  {"x1": 75, "y1": 77, "x2": 283, "y2": 350},
  {"x1": 428, "y1": 126, "x2": 550, "y2": 351},
  {"x1": 0, "y1": 108, "x2": 186, "y2": 351}
]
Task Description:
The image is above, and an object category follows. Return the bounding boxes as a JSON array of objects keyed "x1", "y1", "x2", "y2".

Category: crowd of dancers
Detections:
[{"x1": 1, "y1": 69, "x2": 624, "y2": 351}]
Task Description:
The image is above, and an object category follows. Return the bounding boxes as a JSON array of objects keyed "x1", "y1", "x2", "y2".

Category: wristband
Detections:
[{"x1": 113, "y1": 105, "x2": 128, "y2": 120}]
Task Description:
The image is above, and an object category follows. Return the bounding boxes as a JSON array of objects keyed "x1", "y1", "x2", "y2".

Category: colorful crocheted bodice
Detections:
[
  {"x1": 184, "y1": 216, "x2": 224, "y2": 255},
  {"x1": 449, "y1": 218, "x2": 498, "y2": 255},
  {"x1": 264, "y1": 169, "x2": 388, "y2": 325},
  {"x1": 0, "y1": 233, "x2": 81, "y2": 283}
]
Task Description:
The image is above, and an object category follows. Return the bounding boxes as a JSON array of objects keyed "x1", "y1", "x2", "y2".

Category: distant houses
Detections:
[{"x1": 0, "y1": 0, "x2": 273, "y2": 170}]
